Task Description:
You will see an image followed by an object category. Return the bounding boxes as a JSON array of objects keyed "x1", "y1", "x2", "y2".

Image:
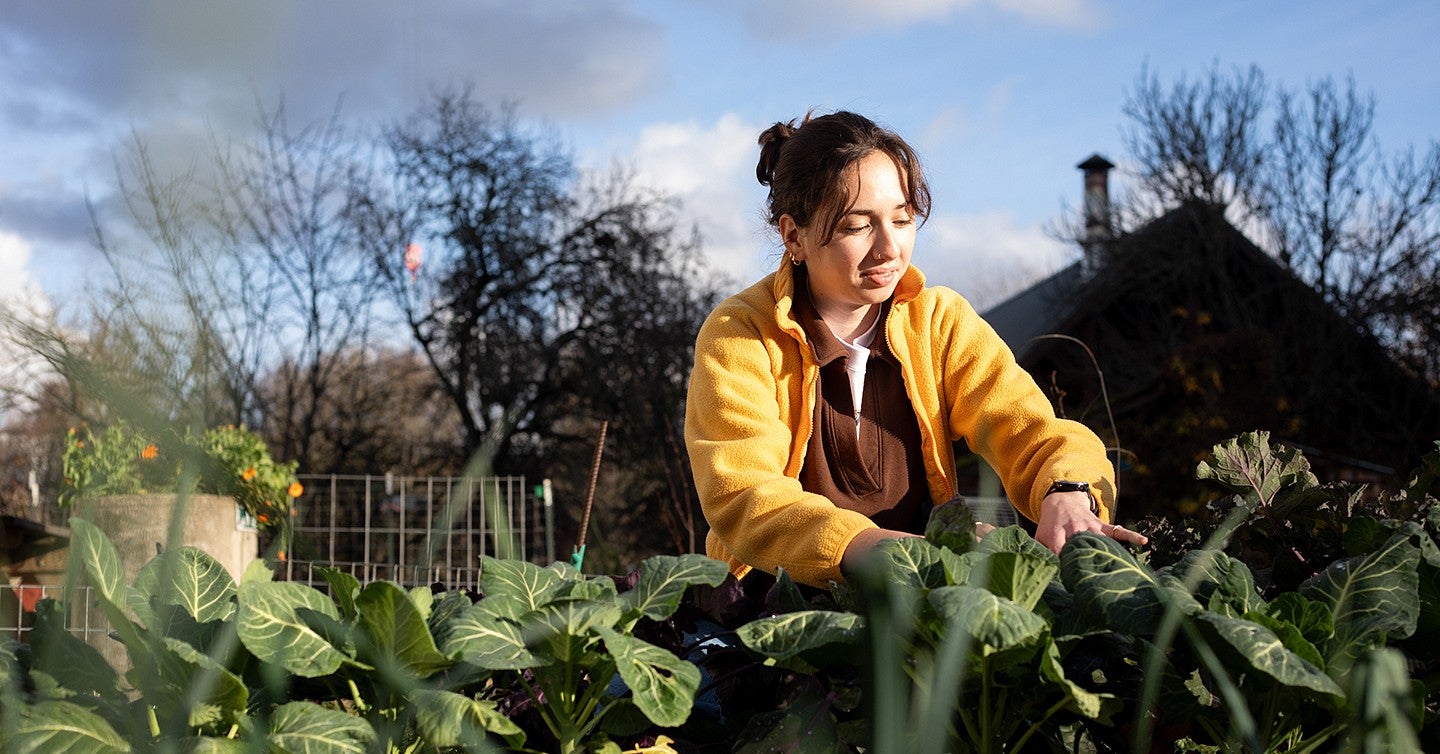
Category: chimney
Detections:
[{"x1": 1076, "y1": 154, "x2": 1114, "y2": 274}]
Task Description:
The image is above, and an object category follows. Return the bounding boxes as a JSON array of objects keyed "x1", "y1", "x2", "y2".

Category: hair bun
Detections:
[{"x1": 755, "y1": 119, "x2": 797, "y2": 187}]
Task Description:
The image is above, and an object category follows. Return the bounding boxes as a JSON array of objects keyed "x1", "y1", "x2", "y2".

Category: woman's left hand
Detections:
[{"x1": 1035, "y1": 490, "x2": 1148, "y2": 554}]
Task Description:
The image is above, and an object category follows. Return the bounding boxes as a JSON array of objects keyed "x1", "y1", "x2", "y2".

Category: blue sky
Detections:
[{"x1": 1, "y1": 0, "x2": 1436, "y2": 320}]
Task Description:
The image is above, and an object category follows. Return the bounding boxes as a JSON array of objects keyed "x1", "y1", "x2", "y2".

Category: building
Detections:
[{"x1": 970, "y1": 156, "x2": 1440, "y2": 521}]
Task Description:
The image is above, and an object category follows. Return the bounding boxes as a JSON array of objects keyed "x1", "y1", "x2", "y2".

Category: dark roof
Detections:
[{"x1": 981, "y1": 261, "x2": 1083, "y2": 360}]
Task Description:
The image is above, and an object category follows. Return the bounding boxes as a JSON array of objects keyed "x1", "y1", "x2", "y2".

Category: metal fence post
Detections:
[{"x1": 542, "y1": 479, "x2": 555, "y2": 565}]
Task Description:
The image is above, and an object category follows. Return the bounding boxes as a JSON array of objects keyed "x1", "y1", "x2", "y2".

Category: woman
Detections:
[{"x1": 685, "y1": 111, "x2": 1145, "y2": 588}]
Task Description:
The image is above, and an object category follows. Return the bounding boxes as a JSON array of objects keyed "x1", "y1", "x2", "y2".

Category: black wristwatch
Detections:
[{"x1": 1046, "y1": 480, "x2": 1099, "y2": 514}]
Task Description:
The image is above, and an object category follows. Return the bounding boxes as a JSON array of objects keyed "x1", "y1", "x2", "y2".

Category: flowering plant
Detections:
[{"x1": 61, "y1": 421, "x2": 301, "y2": 532}]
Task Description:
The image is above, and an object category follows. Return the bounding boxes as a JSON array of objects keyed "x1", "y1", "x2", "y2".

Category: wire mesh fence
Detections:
[
  {"x1": 0, "y1": 474, "x2": 553, "y2": 650},
  {"x1": 275, "y1": 473, "x2": 554, "y2": 591},
  {"x1": 0, "y1": 584, "x2": 111, "y2": 649}
]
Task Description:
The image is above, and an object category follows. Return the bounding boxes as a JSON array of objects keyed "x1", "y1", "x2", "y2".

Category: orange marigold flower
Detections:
[
  {"x1": 277, "y1": 550, "x2": 287, "y2": 562},
  {"x1": 141, "y1": 444, "x2": 158, "y2": 460},
  {"x1": 288, "y1": 482, "x2": 304, "y2": 498},
  {"x1": 76, "y1": 440, "x2": 84, "y2": 449},
  {"x1": 242, "y1": 467, "x2": 257, "y2": 481},
  {"x1": 257, "y1": 513, "x2": 270, "y2": 524}
]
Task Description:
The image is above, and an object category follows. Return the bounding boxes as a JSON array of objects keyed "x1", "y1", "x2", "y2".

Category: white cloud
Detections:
[
  {"x1": 613, "y1": 113, "x2": 776, "y2": 288},
  {"x1": 0, "y1": 231, "x2": 57, "y2": 420},
  {"x1": 0, "y1": 232, "x2": 53, "y2": 319},
  {"x1": 916, "y1": 211, "x2": 1076, "y2": 310},
  {"x1": 1, "y1": 1, "x2": 673, "y2": 306}
]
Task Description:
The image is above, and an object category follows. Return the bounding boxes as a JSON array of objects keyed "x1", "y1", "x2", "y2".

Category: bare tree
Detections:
[
  {"x1": 258, "y1": 346, "x2": 465, "y2": 475},
  {"x1": 19, "y1": 98, "x2": 394, "y2": 479},
  {"x1": 347, "y1": 91, "x2": 720, "y2": 486},
  {"x1": 212, "y1": 101, "x2": 385, "y2": 467},
  {"x1": 1121, "y1": 62, "x2": 1268, "y2": 225},
  {"x1": 1117, "y1": 66, "x2": 1440, "y2": 384},
  {"x1": 1264, "y1": 77, "x2": 1440, "y2": 379},
  {"x1": 84, "y1": 135, "x2": 265, "y2": 429}
]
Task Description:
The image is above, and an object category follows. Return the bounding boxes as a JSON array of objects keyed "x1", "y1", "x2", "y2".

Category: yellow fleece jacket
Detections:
[{"x1": 685, "y1": 259, "x2": 1116, "y2": 587}]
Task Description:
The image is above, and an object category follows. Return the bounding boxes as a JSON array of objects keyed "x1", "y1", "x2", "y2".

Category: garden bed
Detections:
[{"x1": 5, "y1": 431, "x2": 1437, "y2": 752}]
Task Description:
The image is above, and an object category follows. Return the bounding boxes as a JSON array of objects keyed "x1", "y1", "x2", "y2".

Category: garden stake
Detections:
[{"x1": 572, "y1": 420, "x2": 607, "y2": 571}]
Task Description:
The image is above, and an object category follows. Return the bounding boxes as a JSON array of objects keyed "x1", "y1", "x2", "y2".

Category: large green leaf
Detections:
[
  {"x1": 411, "y1": 688, "x2": 523, "y2": 751},
  {"x1": 1300, "y1": 530, "x2": 1421, "y2": 677},
  {"x1": 14, "y1": 700, "x2": 130, "y2": 754},
  {"x1": 526, "y1": 597, "x2": 623, "y2": 664},
  {"x1": 925, "y1": 495, "x2": 979, "y2": 554},
  {"x1": 428, "y1": 588, "x2": 478, "y2": 647},
  {"x1": 1060, "y1": 534, "x2": 1201, "y2": 635},
  {"x1": 1410, "y1": 561, "x2": 1440, "y2": 663},
  {"x1": 737, "y1": 610, "x2": 865, "y2": 663},
  {"x1": 68, "y1": 518, "x2": 125, "y2": 604},
  {"x1": 871, "y1": 537, "x2": 948, "y2": 589},
  {"x1": 928, "y1": 584, "x2": 1047, "y2": 657},
  {"x1": 1166, "y1": 549, "x2": 1265, "y2": 618},
  {"x1": 596, "y1": 625, "x2": 701, "y2": 728},
  {"x1": 132, "y1": 546, "x2": 236, "y2": 624},
  {"x1": 68, "y1": 519, "x2": 157, "y2": 676},
  {"x1": 316, "y1": 567, "x2": 363, "y2": 619},
  {"x1": 1265, "y1": 592, "x2": 1334, "y2": 650},
  {"x1": 1245, "y1": 611, "x2": 1326, "y2": 670},
  {"x1": 443, "y1": 604, "x2": 548, "y2": 670},
  {"x1": 27, "y1": 599, "x2": 121, "y2": 703},
  {"x1": 156, "y1": 636, "x2": 250, "y2": 728},
  {"x1": 265, "y1": 701, "x2": 377, "y2": 753},
  {"x1": 1038, "y1": 638, "x2": 1118, "y2": 721},
  {"x1": 477, "y1": 556, "x2": 564, "y2": 620},
  {"x1": 1195, "y1": 431, "x2": 1318, "y2": 509},
  {"x1": 967, "y1": 526, "x2": 1060, "y2": 610},
  {"x1": 236, "y1": 580, "x2": 349, "y2": 677},
  {"x1": 354, "y1": 580, "x2": 453, "y2": 679},
  {"x1": 620, "y1": 554, "x2": 729, "y2": 622},
  {"x1": 1192, "y1": 613, "x2": 1343, "y2": 697}
]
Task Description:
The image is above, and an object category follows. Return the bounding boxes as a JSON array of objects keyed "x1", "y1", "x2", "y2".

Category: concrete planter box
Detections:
[{"x1": 79, "y1": 493, "x2": 259, "y2": 585}]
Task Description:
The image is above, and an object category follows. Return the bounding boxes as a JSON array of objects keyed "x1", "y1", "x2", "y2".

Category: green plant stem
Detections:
[
  {"x1": 521, "y1": 674, "x2": 568, "y2": 752},
  {"x1": 981, "y1": 660, "x2": 994, "y2": 754},
  {"x1": 570, "y1": 672, "x2": 616, "y2": 742},
  {"x1": 148, "y1": 705, "x2": 161, "y2": 738},
  {"x1": 1011, "y1": 697, "x2": 1070, "y2": 752},
  {"x1": 348, "y1": 678, "x2": 370, "y2": 712},
  {"x1": 1183, "y1": 621, "x2": 1261, "y2": 752},
  {"x1": 1285, "y1": 722, "x2": 1344, "y2": 754},
  {"x1": 957, "y1": 708, "x2": 982, "y2": 750}
]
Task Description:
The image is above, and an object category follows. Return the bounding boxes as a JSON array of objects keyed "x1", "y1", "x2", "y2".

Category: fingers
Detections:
[{"x1": 1105, "y1": 522, "x2": 1149, "y2": 546}]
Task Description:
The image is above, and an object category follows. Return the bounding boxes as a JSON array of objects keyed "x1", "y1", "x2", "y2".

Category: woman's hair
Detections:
[{"x1": 756, "y1": 111, "x2": 931, "y2": 242}]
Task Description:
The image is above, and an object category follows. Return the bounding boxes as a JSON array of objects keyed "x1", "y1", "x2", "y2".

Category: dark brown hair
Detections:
[{"x1": 756, "y1": 111, "x2": 931, "y2": 243}]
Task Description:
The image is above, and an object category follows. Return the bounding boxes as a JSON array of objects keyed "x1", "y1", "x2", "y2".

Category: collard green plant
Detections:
[
  {"x1": 6, "y1": 433, "x2": 1439, "y2": 752},
  {"x1": 4, "y1": 518, "x2": 727, "y2": 753}
]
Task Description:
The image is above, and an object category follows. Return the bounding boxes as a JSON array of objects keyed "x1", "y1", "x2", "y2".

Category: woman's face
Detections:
[{"x1": 782, "y1": 151, "x2": 916, "y2": 324}]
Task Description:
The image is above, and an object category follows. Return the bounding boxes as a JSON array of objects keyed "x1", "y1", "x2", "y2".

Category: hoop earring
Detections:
[{"x1": 790, "y1": 252, "x2": 803, "y2": 266}]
